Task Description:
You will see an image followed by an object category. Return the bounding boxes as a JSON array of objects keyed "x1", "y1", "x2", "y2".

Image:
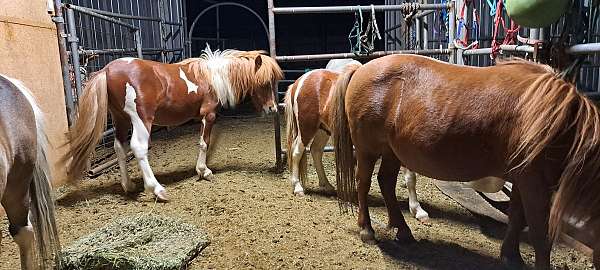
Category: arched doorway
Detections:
[{"x1": 187, "y1": 2, "x2": 269, "y2": 56}]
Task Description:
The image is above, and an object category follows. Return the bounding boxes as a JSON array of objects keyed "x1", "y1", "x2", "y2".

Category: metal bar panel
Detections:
[
  {"x1": 275, "y1": 48, "x2": 450, "y2": 62},
  {"x1": 273, "y1": 3, "x2": 451, "y2": 14}
]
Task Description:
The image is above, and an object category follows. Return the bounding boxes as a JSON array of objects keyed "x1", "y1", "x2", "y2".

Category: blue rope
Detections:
[{"x1": 486, "y1": 0, "x2": 496, "y2": 16}]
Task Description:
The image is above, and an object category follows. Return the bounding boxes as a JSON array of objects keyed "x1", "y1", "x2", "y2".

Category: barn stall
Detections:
[{"x1": 1, "y1": 0, "x2": 599, "y2": 269}]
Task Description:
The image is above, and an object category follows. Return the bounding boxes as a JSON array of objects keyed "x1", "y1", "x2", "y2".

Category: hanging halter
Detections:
[
  {"x1": 454, "y1": 0, "x2": 480, "y2": 50},
  {"x1": 490, "y1": 0, "x2": 519, "y2": 59},
  {"x1": 348, "y1": 5, "x2": 382, "y2": 56}
]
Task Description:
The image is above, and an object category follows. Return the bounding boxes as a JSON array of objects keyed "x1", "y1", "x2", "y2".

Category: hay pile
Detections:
[{"x1": 60, "y1": 214, "x2": 209, "y2": 270}]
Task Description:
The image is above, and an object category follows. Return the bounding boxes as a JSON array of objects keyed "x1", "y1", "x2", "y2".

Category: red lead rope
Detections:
[{"x1": 490, "y1": 0, "x2": 519, "y2": 59}]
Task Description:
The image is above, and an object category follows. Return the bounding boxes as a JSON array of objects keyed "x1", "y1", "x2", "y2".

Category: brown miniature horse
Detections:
[
  {"x1": 331, "y1": 55, "x2": 600, "y2": 269},
  {"x1": 61, "y1": 46, "x2": 283, "y2": 201},
  {"x1": 0, "y1": 75, "x2": 60, "y2": 269},
  {"x1": 284, "y1": 65, "x2": 430, "y2": 221}
]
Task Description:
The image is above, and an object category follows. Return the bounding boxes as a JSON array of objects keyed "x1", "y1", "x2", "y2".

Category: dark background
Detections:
[{"x1": 187, "y1": 0, "x2": 386, "y2": 70}]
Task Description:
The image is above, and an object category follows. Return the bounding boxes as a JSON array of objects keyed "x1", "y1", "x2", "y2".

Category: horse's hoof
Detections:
[
  {"x1": 121, "y1": 181, "x2": 137, "y2": 193},
  {"x1": 294, "y1": 191, "x2": 305, "y2": 196},
  {"x1": 155, "y1": 190, "x2": 169, "y2": 202},
  {"x1": 360, "y1": 228, "x2": 376, "y2": 244},
  {"x1": 501, "y1": 255, "x2": 524, "y2": 270},
  {"x1": 395, "y1": 231, "x2": 416, "y2": 245},
  {"x1": 319, "y1": 183, "x2": 335, "y2": 192}
]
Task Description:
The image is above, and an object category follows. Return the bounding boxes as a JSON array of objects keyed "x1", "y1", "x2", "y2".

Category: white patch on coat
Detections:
[
  {"x1": 293, "y1": 70, "x2": 317, "y2": 139},
  {"x1": 119, "y1": 57, "x2": 137, "y2": 64},
  {"x1": 123, "y1": 83, "x2": 165, "y2": 195},
  {"x1": 179, "y1": 68, "x2": 198, "y2": 94},
  {"x1": 201, "y1": 46, "x2": 237, "y2": 108},
  {"x1": 325, "y1": 59, "x2": 361, "y2": 72}
]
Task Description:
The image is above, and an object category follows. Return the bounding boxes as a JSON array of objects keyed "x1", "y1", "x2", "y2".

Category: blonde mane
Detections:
[
  {"x1": 508, "y1": 59, "x2": 600, "y2": 240},
  {"x1": 182, "y1": 45, "x2": 283, "y2": 108}
]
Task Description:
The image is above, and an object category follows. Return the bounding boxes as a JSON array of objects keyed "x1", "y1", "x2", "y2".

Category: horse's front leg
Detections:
[
  {"x1": 196, "y1": 112, "x2": 216, "y2": 180},
  {"x1": 593, "y1": 239, "x2": 599, "y2": 269},
  {"x1": 404, "y1": 169, "x2": 429, "y2": 222},
  {"x1": 501, "y1": 183, "x2": 526, "y2": 269}
]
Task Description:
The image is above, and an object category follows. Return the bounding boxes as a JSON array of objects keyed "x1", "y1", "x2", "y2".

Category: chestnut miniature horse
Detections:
[
  {"x1": 0, "y1": 75, "x2": 60, "y2": 269},
  {"x1": 331, "y1": 55, "x2": 600, "y2": 269},
  {"x1": 284, "y1": 63, "x2": 429, "y2": 221},
  {"x1": 61, "y1": 46, "x2": 282, "y2": 201}
]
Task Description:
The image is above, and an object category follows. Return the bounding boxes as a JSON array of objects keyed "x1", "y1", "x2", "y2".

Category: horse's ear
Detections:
[{"x1": 254, "y1": 55, "x2": 263, "y2": 71}]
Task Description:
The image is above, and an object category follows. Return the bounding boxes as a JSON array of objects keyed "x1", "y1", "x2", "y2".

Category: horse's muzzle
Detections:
[{"x1": 263, "y1": 103, "x2": 278, "y2": 114}]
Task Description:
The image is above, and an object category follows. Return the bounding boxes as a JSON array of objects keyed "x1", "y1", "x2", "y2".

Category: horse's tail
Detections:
[
  {"x1": 284, "y1": 84, "x2": 308, "y2": 185},
  {"x1": 7, "y1": 76, "x2": 61, "y2": 268},
  {"x1": 60, "y1": 70, "x2": 108, "y2": 183},
  {"x1": 331, "y1": 64, "x2": 361, "y2": 204},
  {"x1": 31, "y1": 112, "x2": 61, "y2": 269},
  {"x1": 510, "y1": 71, "x2": 600, "y2": 240}
]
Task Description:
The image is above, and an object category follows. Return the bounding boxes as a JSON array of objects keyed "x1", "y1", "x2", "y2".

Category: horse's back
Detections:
[
  {"x1": 292, "y1": 69, "x2": 339, "y2": 140},
  {"x1": 346, "y1": 54, "x2": 530, "y2": 180},
  {"x1": 104, "y1": 58, "x2": 208, "y2": 126},
  {"x1": 0, "y1": 75, "x2": 37, "y2": 195}
]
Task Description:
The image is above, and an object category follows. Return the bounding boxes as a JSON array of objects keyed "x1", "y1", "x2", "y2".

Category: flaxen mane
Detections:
[
  {"x1": 185, "y1": 46, "x2": 283, "y2": 108},
  {"x1": 507, "y1": 59, "x2": 600, "y2": 240}
]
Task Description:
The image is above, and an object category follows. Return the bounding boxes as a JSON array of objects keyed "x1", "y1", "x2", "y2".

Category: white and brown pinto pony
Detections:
[
  {"x1": 60, "y1": 46, "x2": 283, "y2": 201},
  {"x1": 0, "y1": 75, "x2": 60, "y2": 269},
  {"x1": 331, "y1": 55, "x2": 600, "y2": 269},
  {"x1": 284, "y1": 60, "x2": 429, "y2": 221}
]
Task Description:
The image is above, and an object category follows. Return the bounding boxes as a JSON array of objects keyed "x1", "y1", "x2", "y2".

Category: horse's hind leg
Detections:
[
  {"x1": 113, "y1": 117, "x2": 136, "y2": 193},
  {"x1": 404, "y1": 169, "x2": 429, "y2": 222},
  {"x1": 377, "y1": 153, "x2": 414, "y2": 243},
  {"x1": 593, "y1": 242, "x2": 599, "y2": 269},
  {"x1": 356, "y1": 150, "x2": 378, "y2": 243},
  {"x1": 2, "y1": 178, "x2": 35, "y2": 270},
  {"x1": 517, "y1": 173, "x2": 552, "y2": 270},
  {"x1": 289, "y1": 136, "x2": 306, "y2": 195},
  {"x1": 310, "y1": 130, "x2": 334, "y2": 192},
  {"x1": 500, "y1": 184, "x2": 526, "y2": 269}
]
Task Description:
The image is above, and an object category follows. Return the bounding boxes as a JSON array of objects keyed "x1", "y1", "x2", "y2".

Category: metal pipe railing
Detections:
[
  {"x1": 275, "y1": 48, "x2": 450, "y2": 62},
  {"x1": 64, "y1": 4, "x2": 139, "y2": 30},
  {"x1": 462, "y1": 45, "x2": 535, "y2": 56},
  {"x1": 65, "y1": 8, "x2": 83, "y2": 97},
  {"x1": 272, "y1": 3, "x2": 451, "y2": 14},
  {"x1": 52, "y1": 0, "x2": 75, "y2": 125},
  {"x1": 566, "y1": 43, "x2": 600, "y2": 55}
]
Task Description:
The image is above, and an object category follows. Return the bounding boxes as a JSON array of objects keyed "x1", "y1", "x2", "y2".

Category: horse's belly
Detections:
[
  {"x1": 393, "y1": 140, "x2": 506, "y2": 182},
  {"x1": 153, "y1": 105, "x2": 201, "y2": 126}
]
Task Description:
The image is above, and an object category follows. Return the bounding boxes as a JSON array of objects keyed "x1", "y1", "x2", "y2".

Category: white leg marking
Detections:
[
  {"x1": 405, "y1": 170, "x2": 429, "y2": 221},
  {"x1": 119, "y1": 57, "x2": 137, "y2": 64},
  {"x1": 13, "y1": 221, "x2": 34, "y2": 270},
  {"x1": 114, "y1": 139, "x2": 135, "y2": 192},
  {"x1": 179, "y1": 68, "x2": 198, "y2": 94},
  {"x1": 123, "y1": 83, "x2": 167, "y2": 200},
  {"x1": 311, "y1": 130, "x2": 334, "y2": 191},
  {"x1": 290, "y1": 136, "x2": 306, "y2": 195},
  {"x1": 196, "y1": 118, "x2": 214, "y2": 180},
  {"x1": 464, "y1": 177, "x2": 505, "y2": 193}
]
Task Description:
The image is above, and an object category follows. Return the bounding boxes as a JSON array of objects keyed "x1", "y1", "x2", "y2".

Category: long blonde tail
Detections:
[
  {"x1": 331, "y1": 64, "x2": 361, "y2": 204},
  {"x1": 60, "y1": 71, "x2": 108, "y2": 183},
  {"x1": 284, "y1": 86, "x2": 307, "y2": 185}
]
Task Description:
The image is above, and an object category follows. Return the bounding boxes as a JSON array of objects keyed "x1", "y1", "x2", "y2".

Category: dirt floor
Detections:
[{"x1": 1, "y1": 116, "x2": 595, "y2": 269}]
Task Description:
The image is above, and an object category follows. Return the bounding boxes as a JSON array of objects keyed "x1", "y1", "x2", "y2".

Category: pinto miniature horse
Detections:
[
  {"x1": 284, "y1": 63, "x2": 429, "y2": 221},
  {"x1": 61, "y1": 46, "x2": 282, "y2": 201},
  {"x1": 331, "y1": 55, "x2": 600, "y2": 269},
  {"x1": 0, "y1": 75, "x2": 60, "y2": 269}
]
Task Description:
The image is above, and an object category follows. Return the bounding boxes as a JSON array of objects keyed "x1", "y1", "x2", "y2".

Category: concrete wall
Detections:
[{"x1": 0, "y1": 0, "x2": 69, "y2": 185}]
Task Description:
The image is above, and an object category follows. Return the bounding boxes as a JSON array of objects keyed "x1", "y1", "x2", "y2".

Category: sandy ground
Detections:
[{"x1": 1, "y1": 116, "x2": 594, "y2": 269}]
